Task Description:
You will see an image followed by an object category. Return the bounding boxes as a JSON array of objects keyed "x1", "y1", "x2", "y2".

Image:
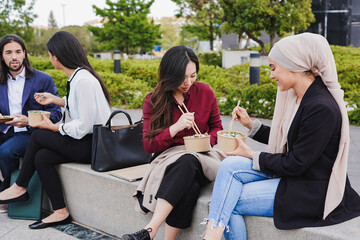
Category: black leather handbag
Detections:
[{"x1": 91, "y1": 109, "x2": 152, "y2": 172}]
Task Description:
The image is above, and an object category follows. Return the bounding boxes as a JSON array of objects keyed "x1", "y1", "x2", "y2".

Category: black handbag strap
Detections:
[{"x1": 106, "y1": 110, "x2": 133, "y2": 129}]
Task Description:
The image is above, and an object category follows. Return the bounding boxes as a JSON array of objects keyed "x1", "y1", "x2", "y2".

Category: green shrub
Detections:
[
  {"x1": 120, "y1": 59, "x2": 160, "y2": 88},
  {"x1": 219, "y1": 82, "x2": 277, "y2": 118},
  {"x1": 28, "y1": 45, "x2": 360, "y2": 125},
  {"x1": 349, "y1": 108, "x2": 360, "y2": 126},
  {"x1": 29, "y1": 55, "x2": 53, "y2": 71},
  {"x1": 98, "y1": 72, "x2": 151, "y2": 108},
  {"x1": 44, "y1": 69, "x2": 151, "y2": 108},
  {"x1": 198, "y1": 51, "x2": 222, "y2": 67},
  {"x1": 43, "y1": 69, "x2": 68, "y2": 97},
  {"x1": 88, "y1": 56, "x2": 114, "y2": 73}
]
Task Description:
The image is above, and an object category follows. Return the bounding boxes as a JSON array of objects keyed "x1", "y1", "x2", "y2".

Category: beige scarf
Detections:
[{"x1": 268, "y1": 33, "x2": 350, "y2": 219}]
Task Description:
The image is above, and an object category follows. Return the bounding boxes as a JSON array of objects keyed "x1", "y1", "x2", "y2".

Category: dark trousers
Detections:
[
  {"x1": 16, "y1": 129, "x2": 92, "y2": 210},
  {"x1": 0, "y1": 127, "x2": 30, "y2": 191},
  {"x1": 156, "y1": 154, "x2": 210, "y2": 229}
]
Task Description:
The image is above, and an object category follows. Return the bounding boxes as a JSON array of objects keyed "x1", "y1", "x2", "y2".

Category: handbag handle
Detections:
[{"x1": 105, "y1": 110, "x2": 133, "y2": 129}]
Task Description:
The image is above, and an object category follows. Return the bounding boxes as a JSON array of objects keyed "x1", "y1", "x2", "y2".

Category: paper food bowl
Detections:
[
  {"x1": 183, "y1": 134, "x2": 211, "y2": 152},
  {"x1": 217, "y1": 130, "x2": 246, "y2": 153},
  {"x1": 28, "y1": 110, "x2": 51, "y2": 125}
]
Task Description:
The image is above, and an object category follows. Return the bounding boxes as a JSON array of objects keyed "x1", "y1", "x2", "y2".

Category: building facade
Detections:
[{"x1": 307, "y1": 0, "x2": 360, "y2": 47}]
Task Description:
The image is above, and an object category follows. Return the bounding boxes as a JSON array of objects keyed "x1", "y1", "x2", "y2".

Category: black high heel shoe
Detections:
[
  {"x1": 0, "y1": 192, "x2": 29, "y2": 204},
  {"x1": 29, "y1": 214, "x2": 72, "y2": 229}
]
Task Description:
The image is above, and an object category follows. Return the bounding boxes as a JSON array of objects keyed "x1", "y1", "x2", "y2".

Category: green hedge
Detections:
[
  {"x1": 42, "y1": 69, "x2": 151, "y2": 108},
  {"x1": 198, "y1": 52, "x2": 222, "y2": 67},
  {"x1": 28, "y1": 47, "x2": 360, "y2": 125}
]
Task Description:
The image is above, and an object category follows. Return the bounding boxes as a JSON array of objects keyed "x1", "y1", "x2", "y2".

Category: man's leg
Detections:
[{"x1": 0, "y1": 131, "x2": 30, "y2": 191}]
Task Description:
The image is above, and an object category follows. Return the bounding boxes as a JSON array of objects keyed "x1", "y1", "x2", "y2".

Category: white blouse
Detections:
[{"x1": 59, "y1": 68, "x2": 111, "y2": 139}]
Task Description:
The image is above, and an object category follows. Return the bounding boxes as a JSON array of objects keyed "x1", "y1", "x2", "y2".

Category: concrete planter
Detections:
[{"x1": 222, "y1": 50, "x2": 268, "y2": 69}]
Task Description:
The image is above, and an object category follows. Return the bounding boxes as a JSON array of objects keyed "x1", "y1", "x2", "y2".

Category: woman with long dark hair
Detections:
[
  {"x1": 0, "y1": 31, "x2": 111, "y2": 229},
  {"x1": 122, "y1": 45, "x2": 225, "y2": 240}
]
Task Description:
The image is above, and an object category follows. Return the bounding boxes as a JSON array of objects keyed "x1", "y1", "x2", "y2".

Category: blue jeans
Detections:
[
  {"x1": 0, "y1": 128, "x2": 30, "y2": 191},
  {"x1": 207, "y1": 156, "x2": 280, "y2": 240}
]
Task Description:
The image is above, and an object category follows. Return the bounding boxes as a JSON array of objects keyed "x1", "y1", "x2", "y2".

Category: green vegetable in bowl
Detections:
[
  {"x1": 0, "y1": 113, "x2": 11, "y2": 119},
  {"x1": 222, "y1": 131, "x2": 244, "y2": 138}
]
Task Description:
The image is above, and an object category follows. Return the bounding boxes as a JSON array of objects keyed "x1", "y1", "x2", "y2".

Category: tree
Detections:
[
  {"x1": 220, "y1": 0, "x2": 315, "y2": 54},
  {"x1": 159, "y1": 17, "x2": 180, "y2": 50},
  {"x1": 27, "y1": 26, "x2": 98, "y2": 56},
  {"x1": 89, "y1": 0, "x2": 161, "y2": 54},
  {"x1": 48, "y1": 10, "x2": 58, "y2": 29},
  {"x1": 0, "y1": 0, "x2": 37, "y2": 42},
  {"x1": 172, "y1": 0, "x2": 223, "y2": 51}
]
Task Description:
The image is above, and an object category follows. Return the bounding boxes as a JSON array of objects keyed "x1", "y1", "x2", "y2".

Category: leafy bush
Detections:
[
  {"x1": 198, "y1": 51, "x2": 222, "y2": 67},
  {"x1": 43, "y1": 69, "x2": 68, "y2": 97},
  {"x1": 28, "y1": 45, "x2": 360, "y2": 125},
  {"x1": 29, "y1": 55, "x2": 53, "y2": 71},
  {"x1": 98, "y1": 72, "x2": 151, "y2": 108},
  {"x1": 349, "y1": 108, "x2": 360, "y2": 126},
  {"x1": 121, "y1": 59, "x2": 160, "y2": 88},
  {"x1": 43, "y1": 69, "x2": 151, "y2": 108}
]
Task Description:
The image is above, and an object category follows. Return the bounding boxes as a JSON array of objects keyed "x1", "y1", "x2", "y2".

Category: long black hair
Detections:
[
  {"x1": 47, "y1": 31, "x2": 111, "y2": 105},
  {"x1": 0, "y1": 34, "x2": 35, "y2": 84},
  {"x1": 146, "y1": 45, "x2": 199, "y2": 140}
]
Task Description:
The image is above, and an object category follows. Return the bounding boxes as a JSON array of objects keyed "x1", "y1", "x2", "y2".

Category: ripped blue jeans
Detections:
[{"x1": 207, "y1": 156, "x2": 280, "y2": 240}]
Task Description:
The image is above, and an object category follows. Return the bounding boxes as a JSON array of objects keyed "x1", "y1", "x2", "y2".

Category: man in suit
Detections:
[{"x1": 0, "y1": 34, "x2": 62, "y2": 212}]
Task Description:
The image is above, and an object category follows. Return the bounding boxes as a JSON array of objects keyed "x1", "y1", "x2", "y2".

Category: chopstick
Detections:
[
  {"x1": 177, "y1": 105, "x2": 201, "y2": 135},
  {"x1": 181, "y1": 103, "x2": 202, "y2": 135},
  {"x1": 229, "y1": 99, "x2": 240, "y2": 131}
]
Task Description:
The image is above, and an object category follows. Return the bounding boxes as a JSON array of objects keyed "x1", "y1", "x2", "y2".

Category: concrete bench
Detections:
[{"x1": 55, "y1": 162, "x2": 360, "y2": 239}]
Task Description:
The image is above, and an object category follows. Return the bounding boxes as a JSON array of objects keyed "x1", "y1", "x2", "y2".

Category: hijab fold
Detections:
[{"x1": 268, "y1": 33, "x2": 350, "y2": 219}]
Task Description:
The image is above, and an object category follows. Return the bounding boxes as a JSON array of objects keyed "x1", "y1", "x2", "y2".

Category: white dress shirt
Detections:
[
  {"x1": 7, "y1": 68, "x2": 27, "y2": 133},
  {"x1": 59, "y1": 68, "x2": 111, "y2": 139}
]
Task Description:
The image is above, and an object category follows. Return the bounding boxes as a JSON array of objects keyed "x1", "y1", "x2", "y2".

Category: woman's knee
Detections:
[
  {"x1": 33, "y1": 149, "x2": 52, "y2": 169},
  {"x1": 219, "y1": 156, "x2": 252, "y2": 173},
  {"x1": 176, "y1": 154, "x2": 199, "y2": 169}
]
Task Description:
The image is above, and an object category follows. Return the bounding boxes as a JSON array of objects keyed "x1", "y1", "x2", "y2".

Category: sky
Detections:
[{"x1": 31, "y1": 0, "x2": 177, "y2": 27}]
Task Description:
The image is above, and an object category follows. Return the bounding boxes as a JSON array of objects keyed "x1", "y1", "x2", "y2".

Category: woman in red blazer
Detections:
[{"x1": 203, "y1": 33, "x2": 360, "y2": 240}]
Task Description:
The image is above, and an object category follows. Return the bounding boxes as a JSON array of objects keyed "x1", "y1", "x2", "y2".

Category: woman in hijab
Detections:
[{"x1": 203, "y1": 33, "x2": 360, "y2": 240}]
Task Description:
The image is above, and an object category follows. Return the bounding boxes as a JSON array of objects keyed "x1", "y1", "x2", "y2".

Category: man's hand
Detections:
[{"x1": 5, "y1": 114, "x2": 28, "y2": 128}]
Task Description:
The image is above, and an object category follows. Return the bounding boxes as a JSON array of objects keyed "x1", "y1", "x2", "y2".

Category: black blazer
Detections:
[{"x1": 253, "y1": 77, "x2": 360, "y2": 229}]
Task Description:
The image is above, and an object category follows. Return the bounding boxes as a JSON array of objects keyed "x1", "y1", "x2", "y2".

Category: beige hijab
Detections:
[{"x1": 268, "y1": 33, "x2": 350, "y2": 219}]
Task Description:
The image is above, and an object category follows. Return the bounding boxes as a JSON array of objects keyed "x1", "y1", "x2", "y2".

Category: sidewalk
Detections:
[{"x1": 1, "y1": 109, "x2": 359, "y2": 240}]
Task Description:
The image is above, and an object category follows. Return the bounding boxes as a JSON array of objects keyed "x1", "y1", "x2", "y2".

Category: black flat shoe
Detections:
[
  {"x1": 0, "y1": 192, "x2": 29, "y2": 204},
  {"x1": 29, "y1": 215, "x2": 72, "y2": 229}
]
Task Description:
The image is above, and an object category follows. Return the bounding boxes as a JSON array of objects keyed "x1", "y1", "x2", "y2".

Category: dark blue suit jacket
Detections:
[{"x1": 0, "y1": 70, "x2": 62, "y2": 132}]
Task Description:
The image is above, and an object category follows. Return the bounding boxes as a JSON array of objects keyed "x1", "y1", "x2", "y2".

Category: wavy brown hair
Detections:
[
  {"x1": 145, "y1": 45, "x2": 199, "y2": 140},
  {"x1": 0, "y1": 34, "x2": 35, "y2": 84}
]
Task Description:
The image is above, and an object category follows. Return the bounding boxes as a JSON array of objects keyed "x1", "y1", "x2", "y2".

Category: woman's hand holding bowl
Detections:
[
  {"x1": 226, "y1": 135, "x2": 254, "y2": 159},
  {"x1": 30, "y1": 113, "x2": 58, "y2": 132}
]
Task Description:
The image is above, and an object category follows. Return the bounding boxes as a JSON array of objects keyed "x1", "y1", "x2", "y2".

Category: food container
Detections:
[
  {"x1": 28, "y1": 110, "x2": 51, "y2": 125},
  {"x1": 183, "y1": 134, "x2": 211, "y2": 152},
  {"x1": 217, "y1": 130, "x2": 246, "y2": 153},
  {"x1": 0, "y1": 115, "x2": 13, "y2": 123}
]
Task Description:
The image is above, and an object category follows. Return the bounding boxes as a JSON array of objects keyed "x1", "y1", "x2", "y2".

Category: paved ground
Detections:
[{"x1": 1, "y1": 109, "x2": 359, "y2": 240}]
